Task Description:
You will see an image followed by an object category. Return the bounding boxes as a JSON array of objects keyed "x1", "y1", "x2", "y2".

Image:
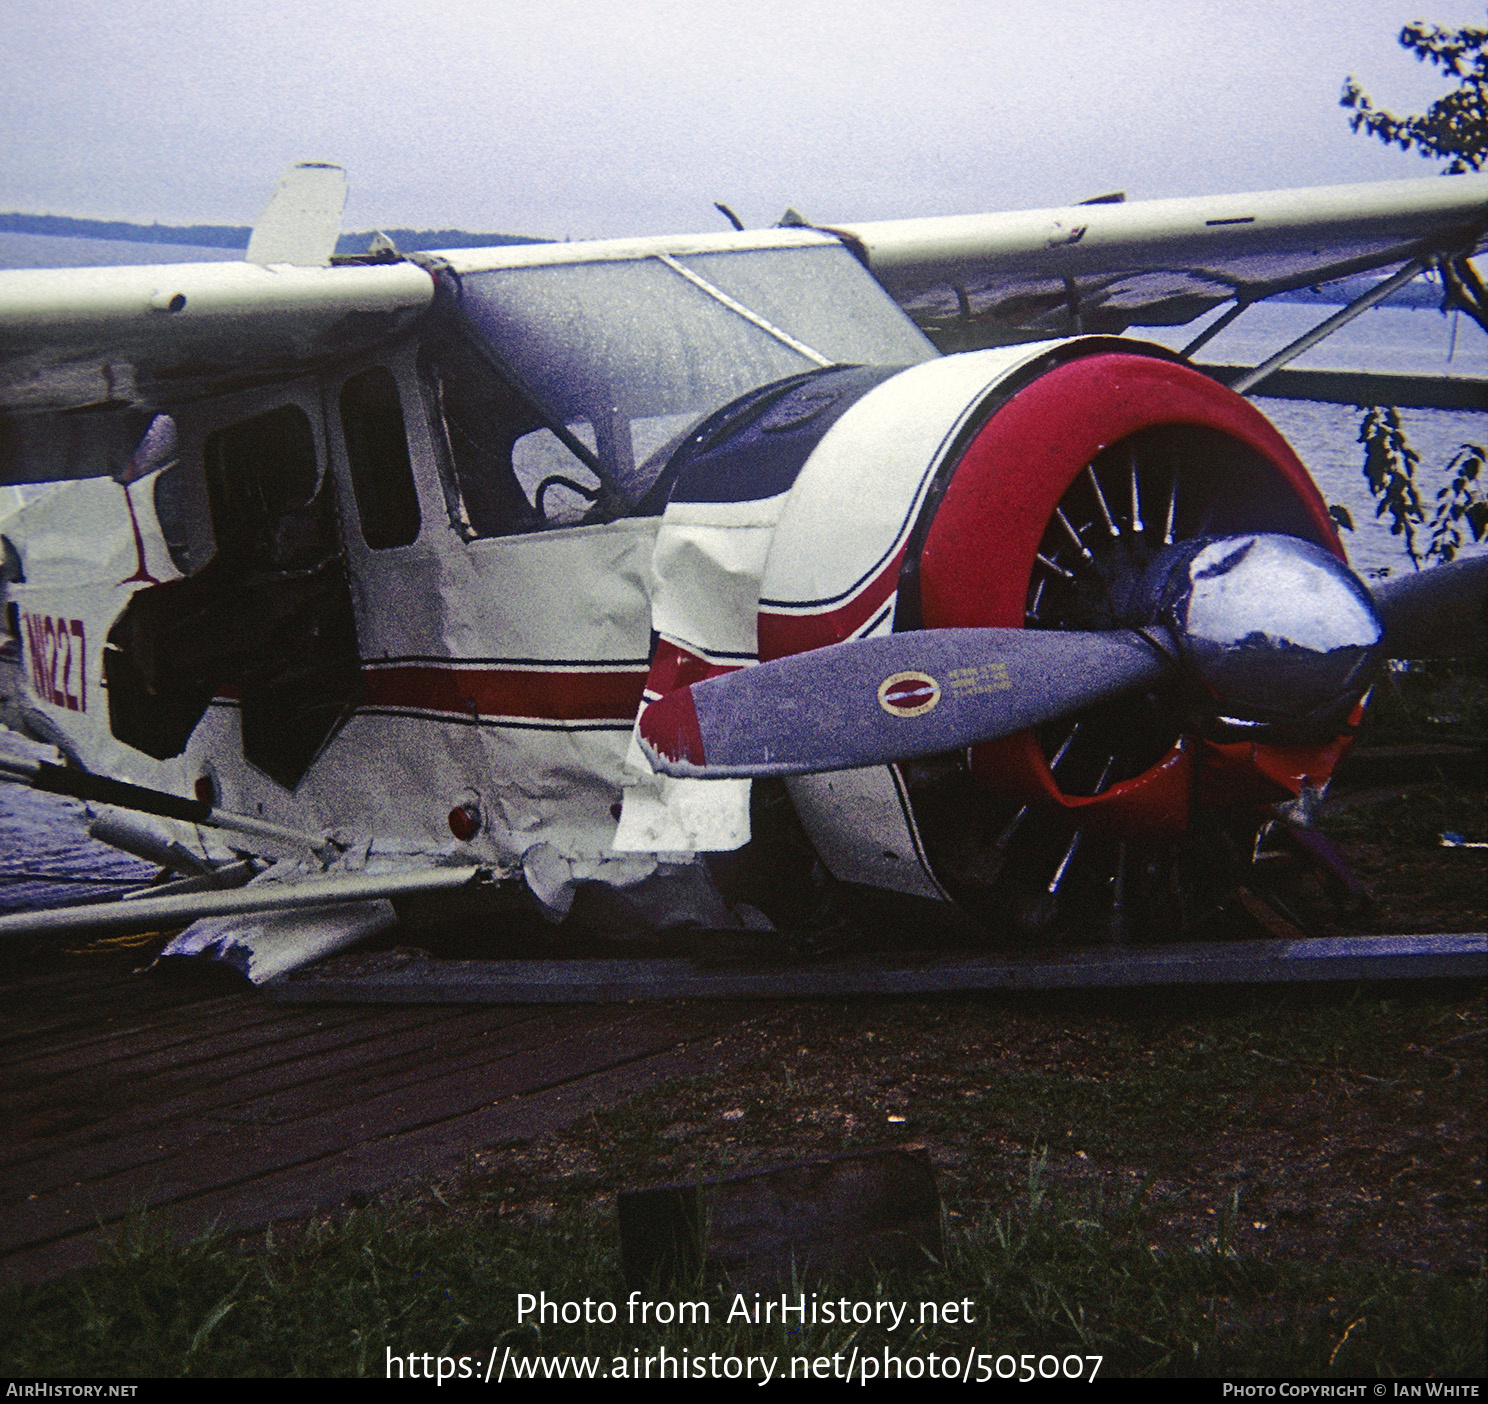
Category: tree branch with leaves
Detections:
[
  {"x1": 1340, "y1": 17, "x2": 1488, "y2": 569},
  {"x1": 1342, "y1": 19, "x2": 1488, "y2": 172}
]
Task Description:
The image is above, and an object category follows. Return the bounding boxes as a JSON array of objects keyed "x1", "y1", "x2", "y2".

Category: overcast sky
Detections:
[{"x1": 4, "y1": 0, "x2": 1486, "y2": 238}]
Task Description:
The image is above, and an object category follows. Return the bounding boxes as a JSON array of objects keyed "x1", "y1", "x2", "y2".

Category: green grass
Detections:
[
  {"x1": 2, "y1": 987, "x2": 1482, "y2": 1380},
  {"x1": 1, "y1": 1157, "x2": 1481, "y2": 1379},
  {"x1": 541, "y1": 990, "x2": 1480, "y2": 1180},
  {"x1": 1355, "y1": 658, "x2": 1488, "y2": 747}
]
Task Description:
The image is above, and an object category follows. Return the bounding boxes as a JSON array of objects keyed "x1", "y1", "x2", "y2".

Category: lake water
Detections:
[
  {"x1": 0, "y1": 230, "x2": 235, "y2": 268},
  {"x1": 1251, "y1": 395, "x2": 1486, "y2": 579}
]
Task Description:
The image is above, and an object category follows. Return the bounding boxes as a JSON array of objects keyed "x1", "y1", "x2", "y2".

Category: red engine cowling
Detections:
[
  {"x1": 737, "y1": 340, "x2": 1365, "y2": 935},
  {"x1": 916, "y1": 350, "x2": 1352, "y2": 838},
  {"x1": 636, "y1": 339, "x2": 1373, "y2": 936}
]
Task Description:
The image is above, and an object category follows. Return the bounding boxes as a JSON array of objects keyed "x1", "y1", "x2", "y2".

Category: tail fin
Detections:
[{"x1": 246, "y1": 162, "x2": 347, "y2": 266}]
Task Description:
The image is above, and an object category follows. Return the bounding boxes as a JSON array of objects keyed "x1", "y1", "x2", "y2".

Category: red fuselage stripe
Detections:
[{"x1": 362, "y1": 665, "x2": 647, "y2": 723}]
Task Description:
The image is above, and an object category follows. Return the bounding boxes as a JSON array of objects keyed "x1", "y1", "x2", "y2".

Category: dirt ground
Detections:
[
  {"x1": 380, "y1": 746, "x2": 1486, "y2": 1279},
  {"x1": 419, "y1": 978, "x2": 1482, "y2": 1276}
]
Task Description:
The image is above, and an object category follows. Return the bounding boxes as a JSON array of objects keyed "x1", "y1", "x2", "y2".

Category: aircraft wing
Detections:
[
  {"x1": 0, "y1": 259, "x2": 435, "y2": 418},
  {"x1": 831, "y1": 174, "x2": 1488, "y2": 348},
  {"x1": 3, "y1": 173, "x2": 1483, "y2": 427}
]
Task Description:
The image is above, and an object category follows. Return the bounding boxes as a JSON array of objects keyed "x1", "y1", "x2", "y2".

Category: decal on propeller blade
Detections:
[
  {"x1": 946, "y1": 661, "x2": 1013, "y2": 698},
  {"x1": 877, "y1": 670, "x2": 941, "y2": 717}
]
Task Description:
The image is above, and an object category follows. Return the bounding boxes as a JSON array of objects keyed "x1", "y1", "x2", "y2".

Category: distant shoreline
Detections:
[{"x1": 0, "y1": 211, "x2": 548, "y2": 254}]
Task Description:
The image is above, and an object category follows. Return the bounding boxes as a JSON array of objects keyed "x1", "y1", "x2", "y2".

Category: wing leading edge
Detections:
[{"x1": 1, "y1": 173, "x2": 1483, "y2": 425}]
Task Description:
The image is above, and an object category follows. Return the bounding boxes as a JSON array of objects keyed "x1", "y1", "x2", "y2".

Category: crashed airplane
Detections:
[{"x1": 1, "y1": 163, "x2": 1485, "y2": 986}]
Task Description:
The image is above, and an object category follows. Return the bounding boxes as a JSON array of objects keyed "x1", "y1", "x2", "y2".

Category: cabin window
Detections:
[
  {"x1": 453, "y1": 244, "x2": 936, "y2": 507},
  {"x1": 418, "y1": 339, "x2": 604, "y2": 538},
  {"x1": 339, "y1": 366, "x2": 421, "y2": 548},
  {"x1": 153, "y1": 459, "x2": 214, "y2": 576},
  {"x1": 128, "y1": 399, "x2": 360, "y2": 790},
  {"x1": 203, "y1": 403, "x2": 320, "y2": 544},
  {"x1": 114, "y1": 413, "x2": 208, "y2": 577}
]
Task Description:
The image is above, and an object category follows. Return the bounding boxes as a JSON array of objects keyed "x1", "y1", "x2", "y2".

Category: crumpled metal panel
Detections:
[
  {"x1": 158, "y1": 898, "x2": 397, "y2": 983},
  {"x1": 285, "y1": 518, "x2": 660, "y2": 905},
  {"x1": 755, "y1": 350, "x2": 1063, "y2": 900},
  {"x1": 613, "y1": 495, "x2": 784, "y2": 855}
]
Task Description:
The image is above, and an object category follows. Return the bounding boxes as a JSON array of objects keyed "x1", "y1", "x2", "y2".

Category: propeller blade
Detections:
[
  {"x1": 638, "y1": 627, "x2": 1173, "y2": 778},
  {"x1": 1372, "y1": 554, "x2": 1488, "y2": 658}
]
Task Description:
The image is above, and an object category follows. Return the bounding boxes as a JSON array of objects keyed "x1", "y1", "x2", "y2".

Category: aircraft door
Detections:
[
  {"x1": 106, "y1": 387, "x2": 362, "y2": 790},
  {"x1": 320, "y1": 340, "x2": 660, "y2": 862}
]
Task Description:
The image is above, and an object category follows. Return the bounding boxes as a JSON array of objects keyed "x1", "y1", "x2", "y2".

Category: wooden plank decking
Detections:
[
  {"x1": 0, "y1": 780, "x2": 763, "y2": 1284},
  {"x1": 0, "y1": 963, "x2": 757, "y2": 1283}
]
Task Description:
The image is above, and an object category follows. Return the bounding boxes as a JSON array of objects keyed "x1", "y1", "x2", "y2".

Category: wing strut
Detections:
[
  {"x1": 1229, "y1": 258, "x2": 1428, "y2": 395},
  {"x1": 1180, "y1": 298, "x2": 1251, "y2": 358},
  {"x1": 0, "y1": 754, "x2": 329, "y2": 858}
]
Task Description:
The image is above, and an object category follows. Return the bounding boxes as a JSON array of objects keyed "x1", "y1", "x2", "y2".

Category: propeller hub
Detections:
[{"x1": 1144, "y1": 533, "x2": 1384, "y2": 736}]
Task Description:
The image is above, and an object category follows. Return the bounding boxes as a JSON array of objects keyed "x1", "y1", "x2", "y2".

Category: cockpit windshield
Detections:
[{"x1": 453, "y1": 243, "x2": 935, "y2": 508}]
